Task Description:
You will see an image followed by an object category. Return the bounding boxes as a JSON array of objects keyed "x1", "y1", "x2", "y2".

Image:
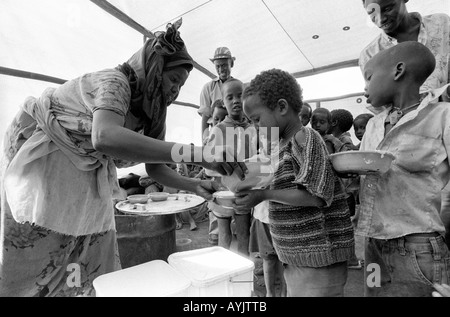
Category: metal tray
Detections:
[{"x1": 115, "y1": 193, "x2": 205, "y2": 216}]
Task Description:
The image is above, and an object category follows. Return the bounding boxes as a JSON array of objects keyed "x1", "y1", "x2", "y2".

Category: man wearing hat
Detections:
[
  {"x1": 198, "y1": 47, "x2": 236, "y2": 245},
  {"x1": 199, "y1": 47, "x2": 236, "y2": 139}
]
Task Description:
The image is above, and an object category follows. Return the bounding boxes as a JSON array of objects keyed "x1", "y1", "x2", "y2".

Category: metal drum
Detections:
[{"x1": 114, "y1": 214, "x2": 176, "y2": 269}]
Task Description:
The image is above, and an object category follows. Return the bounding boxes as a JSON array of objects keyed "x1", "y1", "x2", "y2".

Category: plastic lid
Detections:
[
  {"x1": 168, "y1": 247, "x2": 255, "y2": 287},
  {"x1": 93, "y1": 260, "x2": 191, "y2": 297}
]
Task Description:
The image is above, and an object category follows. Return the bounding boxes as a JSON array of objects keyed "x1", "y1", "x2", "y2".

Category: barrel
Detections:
[{"x1": 115, "y1": 213, "x2": 176, "y2": 269}]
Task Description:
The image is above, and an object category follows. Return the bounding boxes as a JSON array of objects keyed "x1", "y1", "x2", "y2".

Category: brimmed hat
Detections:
[{"x1": 210, "y1": 47, "x2": 236, "y2": 63}]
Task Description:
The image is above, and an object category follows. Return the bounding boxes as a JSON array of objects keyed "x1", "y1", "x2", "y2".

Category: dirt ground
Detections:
[{"x1": 175, "y1": 211, "x2": 365, "y2": 297}]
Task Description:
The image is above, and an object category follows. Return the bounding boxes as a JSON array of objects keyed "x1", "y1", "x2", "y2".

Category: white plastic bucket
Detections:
[
  {"x1": 93, "y1": 259, "x2": 191, "y2": 297},
  {"x1": 168, "y1": 246, "x2": 254, "y2": 297}
]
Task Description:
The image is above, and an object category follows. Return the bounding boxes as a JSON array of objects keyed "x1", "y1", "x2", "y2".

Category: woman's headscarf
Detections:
[{"x1": 117, "y1": 18, "x2": 194, "y2": 140}]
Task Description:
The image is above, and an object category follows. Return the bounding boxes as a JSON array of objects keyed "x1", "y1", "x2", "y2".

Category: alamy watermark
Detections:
[
  {"x1": 66, "y1": 263, "x2": 81, "y2": 288},
  {"x1": 366, "y1": 263, "x2": 381, "y2": 288}
]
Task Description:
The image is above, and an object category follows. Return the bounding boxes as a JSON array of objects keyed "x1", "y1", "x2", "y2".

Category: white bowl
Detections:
[
  {"x1": 329, "y1": 150, "x2": 395, "y2": 174},
  {"x1": 213, "y1": 191, "x2": 236, "y2": 209},
  {"x1": 148, "y1": 192, "x2": 169, "y2": 202},
  {"x1": 127, "y1": 194, "x2": 149, "y2": 204}
]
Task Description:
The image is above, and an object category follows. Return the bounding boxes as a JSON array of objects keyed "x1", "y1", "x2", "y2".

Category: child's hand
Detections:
[
  {"x1": 233, "y1": 189, "x2": 265, "y2": 212},
  {"x1": 432, "y1": 283, "x2": 450, "y2": 297}
]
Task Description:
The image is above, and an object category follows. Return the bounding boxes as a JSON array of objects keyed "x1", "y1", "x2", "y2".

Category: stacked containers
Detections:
[
  {"x1": 93, "y1": 259, "x2": 191, "y2": 297},
  {"x1": 168, "y1": 246, "x2": 254, "y2": 297}
]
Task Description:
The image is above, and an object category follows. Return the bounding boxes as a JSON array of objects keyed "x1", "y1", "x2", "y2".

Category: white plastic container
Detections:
[
  {"x1": 93, "y1": 259, "x2": 191, "y2": 297},
  {"x1": 168, "y1": 246, "x2": 254, "y2": 297}
]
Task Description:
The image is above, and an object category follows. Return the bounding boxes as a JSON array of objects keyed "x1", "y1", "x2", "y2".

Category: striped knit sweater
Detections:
[{"x1": 269, "y1": 127, "x2": 355, "y2": 267}]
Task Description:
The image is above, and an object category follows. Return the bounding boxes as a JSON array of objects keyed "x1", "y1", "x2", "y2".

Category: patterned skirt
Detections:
[
  {"x1": 0, "y1": 205, "x2": 121, "y2": 297},
  {"x1": 0, "y1": 109, "x2": 121, "y2": 297}
]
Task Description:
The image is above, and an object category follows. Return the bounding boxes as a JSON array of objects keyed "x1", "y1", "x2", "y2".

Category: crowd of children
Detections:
[
  {"x1": 185, "y1": 38, "x2": 450, "y2": 297},
  {"x1": 116, "y1": 41, "x2": 450, "y2": 297}
]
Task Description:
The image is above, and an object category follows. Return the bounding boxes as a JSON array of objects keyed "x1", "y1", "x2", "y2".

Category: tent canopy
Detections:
[{"x1": 1, "y1": 0, "x2": 449, "y2": 147}]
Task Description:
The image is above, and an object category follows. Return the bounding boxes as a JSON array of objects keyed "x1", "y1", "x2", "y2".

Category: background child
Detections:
[
  {"x1": 352, "y1": 113, "x2": 374, "y2": 149},
  {"x1": 329, "y1": 109, "x2": 362, "y2": 269},
  {"x1": 311, "y1": 107, "x2": 349, "y2": 154},
  {"x1": 236, "y1": 69, "x2": 355, "y2": 297},
  {"x1": 359, "y1": 41, "x2": 450, "y2": 296},
  {"x1": 299, "y1": 102, "x2": 312, "y2": 127},
  {"x1": 330, "y1": 109, "x2": 358, "y2": 150},
  {"x1": 205, "y1": 78, "x2": 257, "y2": 257},
  {"x1": 204, "y1": 99, "x2": 228, "y2": 245},
  {"x1": 210, "y1": 99, "x2": 228, "y2": 129}
]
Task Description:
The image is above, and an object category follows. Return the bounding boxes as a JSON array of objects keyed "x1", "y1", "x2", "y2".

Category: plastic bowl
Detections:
[
  {"x1": 127, "y1": 194, "x2": 149, "y2": 204},
  {"x1": 213, "y1": 191, "x2": 236, "y2": 209},
  {"x1": 329, "y1": 150, "x2": 395, "y2": 174},
  {"x1": 148, "y1": 192, "x2": 169, "y2": 202}
]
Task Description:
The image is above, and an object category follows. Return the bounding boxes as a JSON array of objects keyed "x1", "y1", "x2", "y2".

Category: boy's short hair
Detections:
[
  {"x1": 331, "y1": 109, "x2": 354, "y2": 132},
  {"x1": 221, "y1": 78, "x2": 243, "y2": 94},
  {"x1": 243, "y1": 69, "x2": 303, "y2": 113},
  {"x1": 312, "y1": 107, "x2": 332, "y2": 122},
  {"x1": 370, "y1": 41, "x2": 436, "y2": 86},
  {"x1": 301, "y1": 102, "x2": 312, "y2": 117},
  {"x1": 354, "y1": 113, "x2": 374, "y2": 123}
]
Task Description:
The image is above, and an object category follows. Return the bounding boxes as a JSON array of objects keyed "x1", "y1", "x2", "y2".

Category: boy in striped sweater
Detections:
[{"x1": 235, "y1": 69, "x2": 355, "y2": 297}]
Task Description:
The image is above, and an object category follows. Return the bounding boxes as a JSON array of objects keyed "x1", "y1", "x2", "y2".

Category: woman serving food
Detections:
[{"x1": 0, "y1": 19, "x2": 246, "y2": 297}]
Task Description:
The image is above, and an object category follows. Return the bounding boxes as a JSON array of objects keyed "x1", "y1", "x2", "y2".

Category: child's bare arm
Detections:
[{"x1": 234, "y1": 188, "x2": 325, "y2": 212}]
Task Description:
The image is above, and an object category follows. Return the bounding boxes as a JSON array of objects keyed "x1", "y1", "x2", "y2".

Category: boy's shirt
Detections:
[
  {"x1": 357, "y1": 85, "x2": 450, "y2": 239},
  {"x1": 206, "y1": 115, "x2": 258, "y2": 161},
  {"x1": 205, "y1": 115, "x2": 258, "y2": 214},
  {"x1": 338, "y1": 131, "x2": 356, "y2": 150}
]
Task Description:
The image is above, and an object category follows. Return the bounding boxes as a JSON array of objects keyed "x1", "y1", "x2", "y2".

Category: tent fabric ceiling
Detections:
[
  {"x1": 2, "y1": 0, "x2": 449, "y2": 108},
  {"x1": 1, "y1": 0, "x2": 449, "y2": 147},
  {"x1": 109, "y1": 0, "x2": 449, "y2": 83}
]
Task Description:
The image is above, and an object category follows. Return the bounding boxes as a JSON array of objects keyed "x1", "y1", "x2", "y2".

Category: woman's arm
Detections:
[
  {"x1": 146, "y1": 164, "x2": 199, "y2": 192},
  {"x1": 92, "y1": 109, "x2": 247, "y2": 178},
  {"x1": 92, "y1": 109, "x2": 192, "y2": 163},
  {"x1": 145, "y1": 163, "x2": 220, "y2": 200}
]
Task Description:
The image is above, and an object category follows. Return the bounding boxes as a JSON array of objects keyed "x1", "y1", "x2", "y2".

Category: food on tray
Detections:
[
  {"x1": 127, "y1": 194, "x2": 149, "y2": 204},
  {"x1": 148, "y1": 192, "x2": 169, "y2": 202}
]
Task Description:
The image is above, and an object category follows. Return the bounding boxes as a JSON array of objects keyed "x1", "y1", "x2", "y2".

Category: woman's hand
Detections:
[
  {"x1": 233, "y1": 189, "x2": 265, "y2": 213},
  {"x1": 200, "y1": 145, "x2": 248, "y2": 180},
  {"x1": 193, "y1": 179, "x2": 224, "y2": 201}
]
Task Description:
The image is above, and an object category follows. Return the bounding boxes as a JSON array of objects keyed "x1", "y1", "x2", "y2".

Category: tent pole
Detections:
[
  {"x1": 292, "y1": 59, "x2": 359, "y2": 79},
  {"x1": 0, "y1": 66, "x2": 362, "y2": 109},
  {"x1": 0, "y1": 66, "x2": 67, "y2": 85}
]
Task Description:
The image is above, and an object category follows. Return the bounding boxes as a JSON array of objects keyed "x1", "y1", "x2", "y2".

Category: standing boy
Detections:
[
  {"x1": 359, "y1": 41, "x2": 450, "y2": 297},
  {"x1": 205, "y1": 78, "x2": 257, "y2": 256},
  {"x1": 199, "y1": 47, "x2": 236, "y2": 245}
]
